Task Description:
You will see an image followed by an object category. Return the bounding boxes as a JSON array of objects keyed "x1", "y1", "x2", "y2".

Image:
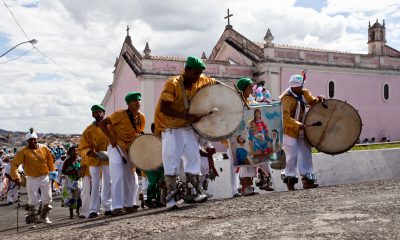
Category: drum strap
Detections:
[
  {"x1": 126, "y1": 110, "x2": 143, "y2": 134},
  {"x1": 180, "y1": 79, "x2": 190, "y2": 111},
  {"x1": 286, "y1": 89, "x2": 308, "y2": 108},
  {"x1": 286, "y1": 89, "x2": 307, "y2": 124}
]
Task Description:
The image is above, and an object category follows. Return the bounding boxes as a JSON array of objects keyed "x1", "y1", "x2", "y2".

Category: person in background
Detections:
[
  {"x1": 143, "y1": 123, "x2": 164, "y2": 208},
  {"x1": 11, "y1": 131, "x2": 55, "y2": 228},
  {"x1": 61, "y1": 146, "x2": 82, "y2": 219}
]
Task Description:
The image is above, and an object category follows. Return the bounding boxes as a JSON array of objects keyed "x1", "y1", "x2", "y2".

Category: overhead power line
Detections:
[{"x1": 1, "y1": 0, "x2": 83, "y2": 78}]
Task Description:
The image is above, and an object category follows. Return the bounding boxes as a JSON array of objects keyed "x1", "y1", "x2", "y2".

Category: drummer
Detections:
[
  {"x1": 99, "y1": 92, "x2": 145, "y2": 215},
  {"x1": 78, "y1": 104, "x2": 111, "y2": 218},
  {"x1": 235, "y1": 78, "x2": 274, "y2": 196},
  {"x1": 280, "y1": 74, "x2": 324, "y2": 191},
  {"x1": 154, "y1": 56, "x2": 215, "y2": 209}
]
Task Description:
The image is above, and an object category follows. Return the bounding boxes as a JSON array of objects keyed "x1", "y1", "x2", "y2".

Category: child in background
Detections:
[{"x1": 61, "y1": 146, "x2": 81, "y2": 219}]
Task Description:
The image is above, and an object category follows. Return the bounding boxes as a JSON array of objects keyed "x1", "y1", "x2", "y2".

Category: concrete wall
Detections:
[{"x1": 270, "y1": 148, "x2": 400, "y2": 192}]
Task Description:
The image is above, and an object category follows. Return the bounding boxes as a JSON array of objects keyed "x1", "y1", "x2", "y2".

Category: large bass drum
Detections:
[
  {"x1": 129, "y1": 134, "x2": 162, "y2": 170},
  {"x1": 189, "y1": 84, "x2": 244, "y2": 141},
  {"x1": 304, "y1": 99, "x2": 362, "y2": 155}
]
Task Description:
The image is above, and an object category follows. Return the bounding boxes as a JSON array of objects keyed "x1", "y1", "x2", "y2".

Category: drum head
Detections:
[
  {"x1": 304, "y1": 99, "x2": 362, "y2": 155},
  {"x1": 129, "y1": 134, "x2": 162, "y2": 170},
  {"x1": 189, "y1": 84, "x2": 244, "y2": 141}
]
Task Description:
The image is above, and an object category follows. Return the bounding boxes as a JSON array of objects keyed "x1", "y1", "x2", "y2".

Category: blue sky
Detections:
[
  {"x1": 295, "y1": 0, "x2": 327, "y2": 12},
  {"x1": 0, "y1": 0, "x2": 399, "y2": 134}
]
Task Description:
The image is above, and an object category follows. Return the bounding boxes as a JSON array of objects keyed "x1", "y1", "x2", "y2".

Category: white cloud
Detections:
[{"x1": 0, "y1": 0, "x2": 398, "y2": 134}]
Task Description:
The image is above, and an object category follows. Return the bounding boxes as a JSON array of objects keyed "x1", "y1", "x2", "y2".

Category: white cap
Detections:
[
  {"x1": 289, "y1": 74, "x2": 304, "y2": 87},
  {"x1": 25, "y1": 132, "x2": 38, "y2": 140}
]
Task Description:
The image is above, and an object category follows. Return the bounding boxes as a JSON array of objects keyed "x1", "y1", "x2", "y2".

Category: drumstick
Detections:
[
  {"x1": 234, "y1": 84, "x2": 251, "y2": 109},
  {"x1": 322, "y1": 99, "x2": 328, "y2": 109},
  {"x1": 305, "y1": 121, "x2": 322, "y2": 127}
]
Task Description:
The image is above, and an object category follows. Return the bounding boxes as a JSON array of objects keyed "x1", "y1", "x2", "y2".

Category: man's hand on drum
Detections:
[
  {"x1": 87, "y1": 149, "x2": 98, "y2": 158},
  {"x1": 316, "y1": 95, "x2": 325, "y2": 102},
  {"x1": 186, "y1": 113, "x2": 204, "y2": 123}
]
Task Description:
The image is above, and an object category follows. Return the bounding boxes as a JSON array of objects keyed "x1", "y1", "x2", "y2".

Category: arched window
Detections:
[
  {"x1": 328, "y1": 81, "x2": 335, "y2": 99},
  {"x1": 383, "y1": 83, "x2": 389, "y2": 101}
]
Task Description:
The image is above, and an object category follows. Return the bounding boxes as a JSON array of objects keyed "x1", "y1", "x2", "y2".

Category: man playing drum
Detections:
[
  {"x1": 11, "y1": 132, "x2": 55, "y2": 228},
  {"x1": 235, "y1": 78, "x2": 274, "y2": 196},
  {"x1": 99, "y1": 92, "x2": 144, "y2": 216},
  {"x1": 280, "y1": 74, "x2": 324, "y2": 191},
  {"x1": 78, "y1": 104, "x2": 112, "y2": 218},
  {"x1": 154, "y1": 56, "x2": 215, "y2": 209}
]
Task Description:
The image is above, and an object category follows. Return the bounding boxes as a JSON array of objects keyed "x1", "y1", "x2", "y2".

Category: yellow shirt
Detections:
[
  {"x1": 109, "y1": 109, "x2": 146, "y2": 152},
  {"x1": 78, "y1": 123, "x2": 110, "y2": 166},
  {"x1": 280, "y1": 88, "x2": 319, "y2": 138},
  {"x1": 154, "y1": 74, "x2": 216, "y2": 135},
  {"x1": 11, "y1": 144, "x2": 55, "y2": 180}
]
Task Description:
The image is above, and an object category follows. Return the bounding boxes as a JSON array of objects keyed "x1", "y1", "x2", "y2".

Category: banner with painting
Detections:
[{"x1": 229, "y1": 102, "x2": 283, "y2": 166}]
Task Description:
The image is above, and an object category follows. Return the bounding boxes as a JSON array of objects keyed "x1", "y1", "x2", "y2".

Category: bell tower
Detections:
[{"x1": 368, "y1": 19, "x2": 386, "y2": 55}]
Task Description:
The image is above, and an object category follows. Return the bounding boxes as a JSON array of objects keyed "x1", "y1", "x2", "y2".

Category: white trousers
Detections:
[
  {"x1": 89, "y1": 165, "x2": 111, "y2": 213},
  {"x1": 230, "y1": 164, "x2": 239, "y2": 196},
  {"x1": 26, "y1": 175, "x2": 52, "y2": 206},
  {"x1": 239, "y1": 165, "x2": 257, "y2": 178},
  {"x1": 200, "y1": 156, "x2": 209, "y2": 176},
  {"x1": 0, "y1": 175, "x2": 3, "y2": 193},
  {"x1": 239, "y1": 162, "x2": 270, "y2": 178},
  {"x1": 7, "y1": 184, "x2": 17, "y2": 203},
  {"x1": 80, "y1": 175, "x2": 91, "y2": 217},
  {"x1": 283, "y1": 134, "x2": 313, "y2": 177},
  {"x1": 108, "y1": 145, "x2": 138, "y2": 210},
  {"x1": 227, "y1": 147, "x2": 239, "y2": 195},
  {"x1": 140, "y1": 176, "x2": 148, "y2": 200},
  {"x1": 162, "y1": 127, "x2": 201, "y2": 176}
]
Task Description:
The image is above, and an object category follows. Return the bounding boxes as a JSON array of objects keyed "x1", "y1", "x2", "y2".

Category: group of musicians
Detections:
[{"x1": 9, "y1": 56, "x2": 324, "y2": 227}]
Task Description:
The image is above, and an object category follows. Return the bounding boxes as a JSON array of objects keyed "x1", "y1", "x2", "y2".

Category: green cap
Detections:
[
  {"x1": 236, "y1": 78, "x2": 253, "y2": 92},
  {"x1": 91, "y1": 104, "x2": 106, "y2": 112},
  {"x1": 185, "y1": 56, "x2": 206, "y2": 70},
  {"x1": 125, "y1": 92, "x2": 141, "y2": 104}
]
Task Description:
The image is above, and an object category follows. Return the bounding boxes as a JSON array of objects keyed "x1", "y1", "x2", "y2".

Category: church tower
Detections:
[{"x1": 368, "y1": 19, "x2": 386, "y2": 56}]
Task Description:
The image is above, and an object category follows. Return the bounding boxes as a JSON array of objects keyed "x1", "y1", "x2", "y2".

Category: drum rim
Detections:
[
  {"x1": 304, "y1": 99, "x2": 362, "y2": 155},
  {"x1": 189, "y1": 84, "x2": 244, "y2": 141},
  {"x1": 129, "y1": 133, "x2": 163, "y2": 170}
]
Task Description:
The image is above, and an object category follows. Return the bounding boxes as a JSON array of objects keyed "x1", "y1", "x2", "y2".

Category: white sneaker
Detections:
[
  {"x1": 194, "y1": 193, "x2": 207, "y2": 202},
  {"x1": 29, "y1": 223, "x2": 36, "y2": 229},
  {"x1": 40, "y1": 217, "x2": 52, "y2": 224},
  {"x1": 166, "y1": 199, "x2": 177, "y2": 210}
]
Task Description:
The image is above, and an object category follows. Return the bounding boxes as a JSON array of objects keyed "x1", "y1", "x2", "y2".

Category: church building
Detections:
[{"x1": 102, "y1": 18, "x2": 400, "y2": 142}]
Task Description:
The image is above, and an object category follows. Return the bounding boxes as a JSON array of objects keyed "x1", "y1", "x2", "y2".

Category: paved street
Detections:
[{"x1": 1, "y1": 178, "x2": 399, "y2": 239}]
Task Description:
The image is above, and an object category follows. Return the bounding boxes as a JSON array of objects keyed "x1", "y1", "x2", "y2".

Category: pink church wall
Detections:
[
  {"x1": 333, "y1": 55, "x2": 354, "y2": 64},
  {"x1": 105, "y1": 62, "x2": 141, "y2": 116},
  {"x1": 103, "y1": 91, "x2": 114, "y2": 117},
  {"x1": 213, "y1": 43, "x2": 254, "y2": 66},
  {"x1": 281, "y1": 69, "x2": 400, "y2": 141},
  {"x1": 154, "y1": 80, "x2": 166, "y2": 109}
]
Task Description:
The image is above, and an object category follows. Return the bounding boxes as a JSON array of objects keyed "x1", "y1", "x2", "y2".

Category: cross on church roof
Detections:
[
  {"x1": 224, "y1": 9, "x2": 233, "y2": 26},
  {"x1": 127, "y1": 25, "x2": 130, "y2": 36}
]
